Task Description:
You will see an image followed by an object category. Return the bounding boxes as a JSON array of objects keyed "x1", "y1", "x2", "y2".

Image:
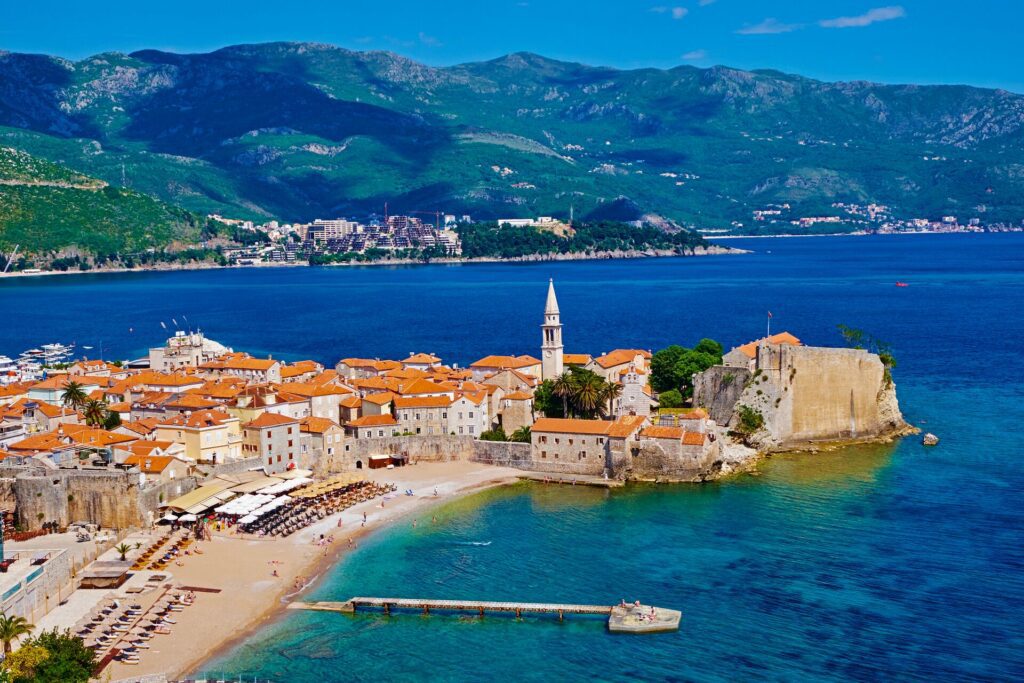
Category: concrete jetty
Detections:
[{"x1": 289, "y1": 598, "x2": 680, "y2": 633}]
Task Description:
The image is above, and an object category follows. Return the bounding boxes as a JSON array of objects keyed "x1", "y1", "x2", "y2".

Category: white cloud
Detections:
[
  {"x1": 418, "y1": 32, "x2": 442, "y2": 47},
  {"x1": 681, "y1": 49, "x2": 708, "y2": 60},
  {"x1": 736, "y1": 18, "x2": 802, "y2": 35},
  {"x1": 820, "y1": 5, "x2": 905, "y2": 28},
  {"x1": 650, "y1": 6, "x2": 688, "y2": 20}
]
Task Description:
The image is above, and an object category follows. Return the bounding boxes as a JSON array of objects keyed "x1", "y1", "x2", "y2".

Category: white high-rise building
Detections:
[{"x1": 541, "y1": 279, "x2": 564, "y2": 380}]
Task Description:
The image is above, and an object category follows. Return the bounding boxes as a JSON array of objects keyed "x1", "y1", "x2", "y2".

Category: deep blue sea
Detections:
[{"x1": 2, "y1": 234, "x2": 1023, "y2": 681}]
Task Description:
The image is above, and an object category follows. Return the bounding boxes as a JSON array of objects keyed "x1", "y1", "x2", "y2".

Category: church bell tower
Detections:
[{"x1": 541, "y1": 279, "x2": 564, "y2": 380}]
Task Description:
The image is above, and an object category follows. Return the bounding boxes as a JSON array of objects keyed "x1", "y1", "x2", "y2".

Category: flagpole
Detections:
[{"x1": 767, "y1": 312, "x2": 771, "y2": 338}]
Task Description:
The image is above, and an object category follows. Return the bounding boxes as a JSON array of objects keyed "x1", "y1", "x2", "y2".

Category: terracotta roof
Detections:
[
  {"x1": 30, "y1": 375, "x2": 98, "y2": 390},
  {"x1": 682, "y1": 431, "x2": 707, "y2": 446},
  {"x1": 679, "y1": 408, "x2": 709, "y2": 420},
  {"x1": 166, "y1": 394, "x2": 221, "y2": 409},
  {"x1": 347, "y1": 414, "x2": 398, "y2": 427},
  {"x1": 393, "y1": 395, "x2": 453, "y2": 409},
  {"x1": 280, "y1": 361, "x2": 321, "y2": 379},
  {"x1": 402, "y1": 353, "x2": 441, "y2": 364},
  {"x1": 504, "y1": 391, "x2": 534, "y2": 401},
  {"x1": 362, "y1": 392, "x2": 396, "y2": 406},
  {"x1": 299, "y1": 416, "x2": 340, "y2": 434},
  {"x1": 60, "y1": 424, "x2": 137, "y2": 447},
  {"x1": 397, "y1": 378, "x2": 453, "y2": 396},
  {"x1": 641, "y1": 425, "x2": 684, "y2": 440},
  {"x1": 120, "y1": 418, "x2": 161, "y2": 435},
  {"x1": 222, "y1": 357, "x2": 279, "y2": 371},
  {"x1": 8, "y1": 432, "x2": 67, "y2": 452},
  {"x1": 563, "y1": 353, "x2": 593, "y2": 365},
  {"x1": 158, "y1": 409, "x2": 237, "y2": 429},
  {"x1": 244, "y1": 412, "x2": 298, "y2": 429},
  {"x1": 127, "y1": 440, "x2": 175, "y2": 456},
  {"x1": 593, "y1": 349, "x2": 650, "y2": 369},
  {"x1": 123, "y1": 454, "x2": 178, "y2": 474},
  {"x1": 340, "y1": 396, "x2": 362, "y2": 409},
  {"x1": 470, "y1": 355, "x2": 541, "y2": 370},
  {"x1": 531, "y1": 418, "x2": 612, "y2": 436},
  {"x1": 607, "y1": 415, "x2": 647, "y2": 438},
  {"x1": 732, "y1": 332, "x2": 802, "y2": 359}
]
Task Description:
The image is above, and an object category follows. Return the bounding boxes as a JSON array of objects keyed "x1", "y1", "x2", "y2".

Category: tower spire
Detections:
[{"x1": 541, "y1": 279, "x2": 564, "y2": 380}]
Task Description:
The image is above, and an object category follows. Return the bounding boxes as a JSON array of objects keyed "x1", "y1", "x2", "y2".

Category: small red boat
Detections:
[{"x1": 895, "y1": 281, "x2": 909, "y2": 287}]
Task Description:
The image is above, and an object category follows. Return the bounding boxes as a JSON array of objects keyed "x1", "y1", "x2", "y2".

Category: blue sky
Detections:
[{"x1": 2, "y1": 1, "x2": 1020, "y2": 92}]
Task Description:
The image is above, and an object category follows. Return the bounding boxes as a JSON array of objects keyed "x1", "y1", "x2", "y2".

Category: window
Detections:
[
  {"x1": 267, "y1": 430, "x2": 272, "y2": 438},
  {"x1": 328, "y1": 447, "x2": 333, "y2": 455},
  {"x1": 378, "y1": 430, "x2": 384, "y2": 437},
  {"x1": 288, "y1": 427, "x2": 293, "y2": 434},
  {"x1": 541, "y1": 450, "x2": 547, "y2": 458},
  {"x1": 442, "y1": 412, "x2": 447, "y2": 419},
  {"x1": 268, "y1": 458, "x2": 272, "y2": 465},
  {"x1": 469, "y1": 426, "x2": 475, "y2": 434},
  {"x1": 459, "y1": 426, "x2": 463, "y2": 434},
  {"x1": 469, "y1": 412, "x2": 474, "y2": 418},
  {"x1": 555, "y1": 438, "x2": 560, "y2": 444},
  {"x1": 569, "y1": 438, "x2": 574, "y2": 446},
  {"x1": 289, "y1": 453, "x2": 293, "y2": 460},
  {"x1": 288, "y1": 440, "x2": 293, "y2": 447},
  {"x1": 277, "y1": 455, "x2": 282, "y2": 462}
]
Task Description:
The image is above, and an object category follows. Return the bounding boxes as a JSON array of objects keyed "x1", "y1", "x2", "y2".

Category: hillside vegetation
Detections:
[
  {"x1": 0, "y1": 147, "x2": 200, "y2": 257},
  {"x1": 1, "y1": 43, "x2": 1023, "y2": 229}
]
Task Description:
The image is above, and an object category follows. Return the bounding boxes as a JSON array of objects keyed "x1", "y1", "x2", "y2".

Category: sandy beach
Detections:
[{"x1": 98, "y1": 461, "x2": 522, "y2": 681}]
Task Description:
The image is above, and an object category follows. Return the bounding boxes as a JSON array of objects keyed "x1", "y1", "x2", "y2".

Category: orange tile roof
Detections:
[
  {"x1": 244, "y1": 412, "x2": 298, "y2": 429},
  {"x1": 30, "y1": 375, "x2": 98, "y2": 390},
  {"x1": 159, "y1": 409, "x2": 237, "y2": 429},
  {"x1": 682, "y1": 431, "x2": 707, "y2": 446},
  {"x1": 8, "y1": 432, "x2": 67, "y2": 452},
  {"x1": 340, "y1": 396, "x2": 362, "y2": 409},
  {"x1": 733, "y1": 332, "x2": 802, "y2": 359},
  {"x1": 607, "y1": 415, "x2": 647, "y2": 438},
  {"x1": 503, "y1": 391, "x2": 534, "y2": 401},
  {"x1": 165, "y1": 394, "x2": 221, "y2": 409},
  {"x1": 347, "y1": 414, "x2": 398, "y2": 427},
  {"x1": 531, "y1": 418, "x2": 612, "y2": 436},
  {"x1": 563, "y1": 353, "x2": 593, "y2": 365},
  {"x1": 352, "y1": 377, "x2": 402, "y2": 393},
  {"x1": 397, "y1": 378, "x2": 453, "y2": 396},
  {"x1": 593, "y1": 349, "x2": 651, "y2": 369},
  {"x1": 120, "y1": 418, "x2": 161, "y2": 435},
  {"x1": 679, "y1": 408, "x2": 709, "y2": 420},
  {"x1": 299, "y1": 416, "x2": 340, "y2": 434},
  {"x1": 393, "y1": 395, "x2": 453, "y2": 409},
  {"x1": 123, "y1": 454, "x2": 178, "y2": 473},
  {"x1": 457, "y1": 390, "x2": 488, "y2": 405},
  {"x1": 470, "y1": 355, "x2": 541, "y2": 370},
  {"x1": 60, "y1": 425, "x2": 136, "y2": 448},
  {"x1": 280, "y1": 360, "x2": 321, "y2": 378},
  {"x1": 403, "y1": 353, "x2": 441, "y2": 364},
  {"x1": 222, "y1": 357, "x2": 279, "y2": 371},
  {"x1": 362, "y1": 392, "x2": 396, "y2": 406},
  {"x1": 0, "y1": 382, "x2": 34, "y2": 398},
  {"x1": 310, "y1": 370, "x2": 341, "y2": 385},
  {"x1": 383, "y1": 368, "x2": 431, "y2": 380},
  {"x1": 127, "y1": 440, "x2": 175, "y2": 456},
  {"x1": 641, "y1": 425, "x2": 683, "y2": 440}
]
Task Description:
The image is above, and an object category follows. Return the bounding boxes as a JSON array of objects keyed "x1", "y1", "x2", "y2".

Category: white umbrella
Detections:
[
  {"x1": 178, "y1": 514, "x2": 198, "y2": 522},
  {"x1": 160, "y1": 513, "x2": 178, "y2": 522}
]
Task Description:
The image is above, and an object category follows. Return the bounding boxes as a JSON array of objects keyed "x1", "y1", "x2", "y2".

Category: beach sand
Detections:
[{"x1": 102, "y1": 461, "x2": 522, "y2": 680}]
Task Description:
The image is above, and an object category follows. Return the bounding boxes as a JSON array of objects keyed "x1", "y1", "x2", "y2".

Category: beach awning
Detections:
[
  {"x1": 178, "y1": 513, "x2": 198, "y2": 522},
  {"x1": 161, "y1": 513, "x2": 178, "y2": 521},
  {"x1": 165, "y1": 479, "x2": 237, "y2": 512},
  {"x1": 238, "y1": 514, "x2": 257, "y2": 524}
]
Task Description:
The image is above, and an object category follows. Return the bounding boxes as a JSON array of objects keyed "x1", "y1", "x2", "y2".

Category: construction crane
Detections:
[
  {"x1": 409, "y1": 210, "x2": 444, "y2": 230},
  {"x1": 2, "y1": 244, "x2": 19, "y2": 273}
]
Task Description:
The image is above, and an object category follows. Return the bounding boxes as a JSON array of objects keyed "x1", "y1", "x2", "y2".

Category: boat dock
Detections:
[{"x1": 289, "y1": 598, "x2": 680, "y2": 633}]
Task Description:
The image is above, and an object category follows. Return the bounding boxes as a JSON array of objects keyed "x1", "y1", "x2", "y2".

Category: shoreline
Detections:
[
  {"x1": 114, "y1": 462, "x2": 524, "y2": 681},
  {"x1": 0, "y1": 245, "x2": 744, "y2": 281}
]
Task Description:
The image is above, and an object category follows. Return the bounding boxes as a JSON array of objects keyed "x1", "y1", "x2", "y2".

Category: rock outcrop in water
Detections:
[{"x1": 694, "y1": 341, "x2": 916, "y2": 456}]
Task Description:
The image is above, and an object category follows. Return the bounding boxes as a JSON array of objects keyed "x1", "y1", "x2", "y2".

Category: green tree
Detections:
[
  {"x1": 650, "y1": 345, "x2": 685, "y2": 393},
  {"x1": 599, "y1": 382, "x2": 623, "y2": 419},
  {"x1": 20, "y1": 629, "x2": 96, "y2": 683},
  {"x1": 657, "y1": 389, "x2": 684, "y2": 409},
  {"x1": 82, "y1": 399, "x2": 107, "y2": 427},
  {"x1": 0, "y1": 613, "x2": 34, "y2": 654},
  {"x1": 113, "y1": 543, "x2": 132, "y2": 562},
  {"x1": 102, "y1": 411, "x2": 122, "y2": 430},
  {"x1": 551, "y1": 372, "x2": 574, "y2": 418},
  {"x1": 479, "y1": 427, "x2": 507, "y2": 442},
  {"x1": 572, "y1": 375, "x2": 604, "y2": 418},
  {"x1": 673, "y1": 348, "x2": 720, "y2": 398},
  {"x1": 509, "y1": 426, "x2": 532, "y2": 443},
  {"x1": 533, "y1": 380, "x2": 564, "y2": 418},
  {"x1": 693, "y1": 338, "x2": 724, "y2": 358},
  {"x1": 1, "y1": 643, "x2": 48, "y2": 679},
  {"x1": 59, "y1": 381, "x2": 87, "y2": 412}
]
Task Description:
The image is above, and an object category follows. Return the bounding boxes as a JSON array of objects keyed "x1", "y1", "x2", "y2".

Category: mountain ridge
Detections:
[{"x1": 1, "y1": 41, "x2": 1023, "y2": 227}]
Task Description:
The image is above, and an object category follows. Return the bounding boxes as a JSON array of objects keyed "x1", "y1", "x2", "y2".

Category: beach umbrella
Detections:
[
  {"x1": 160, "y1": 512, "x2": 178, "y2": 522},
  {"x1": 178, "y1": 514, "x2": 198, "y2": 522}
]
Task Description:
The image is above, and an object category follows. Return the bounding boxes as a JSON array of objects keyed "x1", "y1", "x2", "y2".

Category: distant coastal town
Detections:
[{"x1": 0, "y1": 279, "x2": 915, "y2": 678}]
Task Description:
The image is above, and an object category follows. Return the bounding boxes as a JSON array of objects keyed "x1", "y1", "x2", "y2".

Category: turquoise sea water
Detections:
[{"x1": 2, "y1": 234, "x2": 1023, "y2": 680}]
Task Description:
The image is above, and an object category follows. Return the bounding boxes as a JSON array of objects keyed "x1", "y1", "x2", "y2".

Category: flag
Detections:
[{"x1": 767, "y1": 311, "x2": 773, "y2": 318}]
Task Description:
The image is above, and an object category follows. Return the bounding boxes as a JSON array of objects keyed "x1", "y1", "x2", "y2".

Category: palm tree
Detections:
[
  {"x1": 551, "y1": 372, "x2": 574, "y2": 417},
  {"x1": 82, "y1": 399, "x2": 108, "y2": 427},
  {"x1": 60, "y1": 380, "x2": 87, "y2": 411},
  {"x1": 113, "y1": 543, "x2": 132, "y2": 562},
  {"x1": 599, "y1": 382, "x2": 623, "y2": 419},
  {"x1": 572, "y1": 376, "x2": 605, "y2": 418},
  {"x1": 0, "y1": 612, "x2": 34, "y2": 654}
]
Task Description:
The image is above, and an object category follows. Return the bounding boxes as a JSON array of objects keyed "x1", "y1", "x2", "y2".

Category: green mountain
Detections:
[
  {"x1": 0, "y1": 146, "x2": 200, "y2": 257},
  {"x1": 2, "y1": 43, "x2": 1023, "y2": 228}
]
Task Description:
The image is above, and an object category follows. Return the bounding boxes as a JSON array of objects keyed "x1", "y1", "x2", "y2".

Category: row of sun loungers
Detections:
[
  {"x1": 235, "y1": 481, "x2": 397, "y2": 537},
  {"x1": 75, "y1": 591, "x2": 197, "y2": 666}
]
